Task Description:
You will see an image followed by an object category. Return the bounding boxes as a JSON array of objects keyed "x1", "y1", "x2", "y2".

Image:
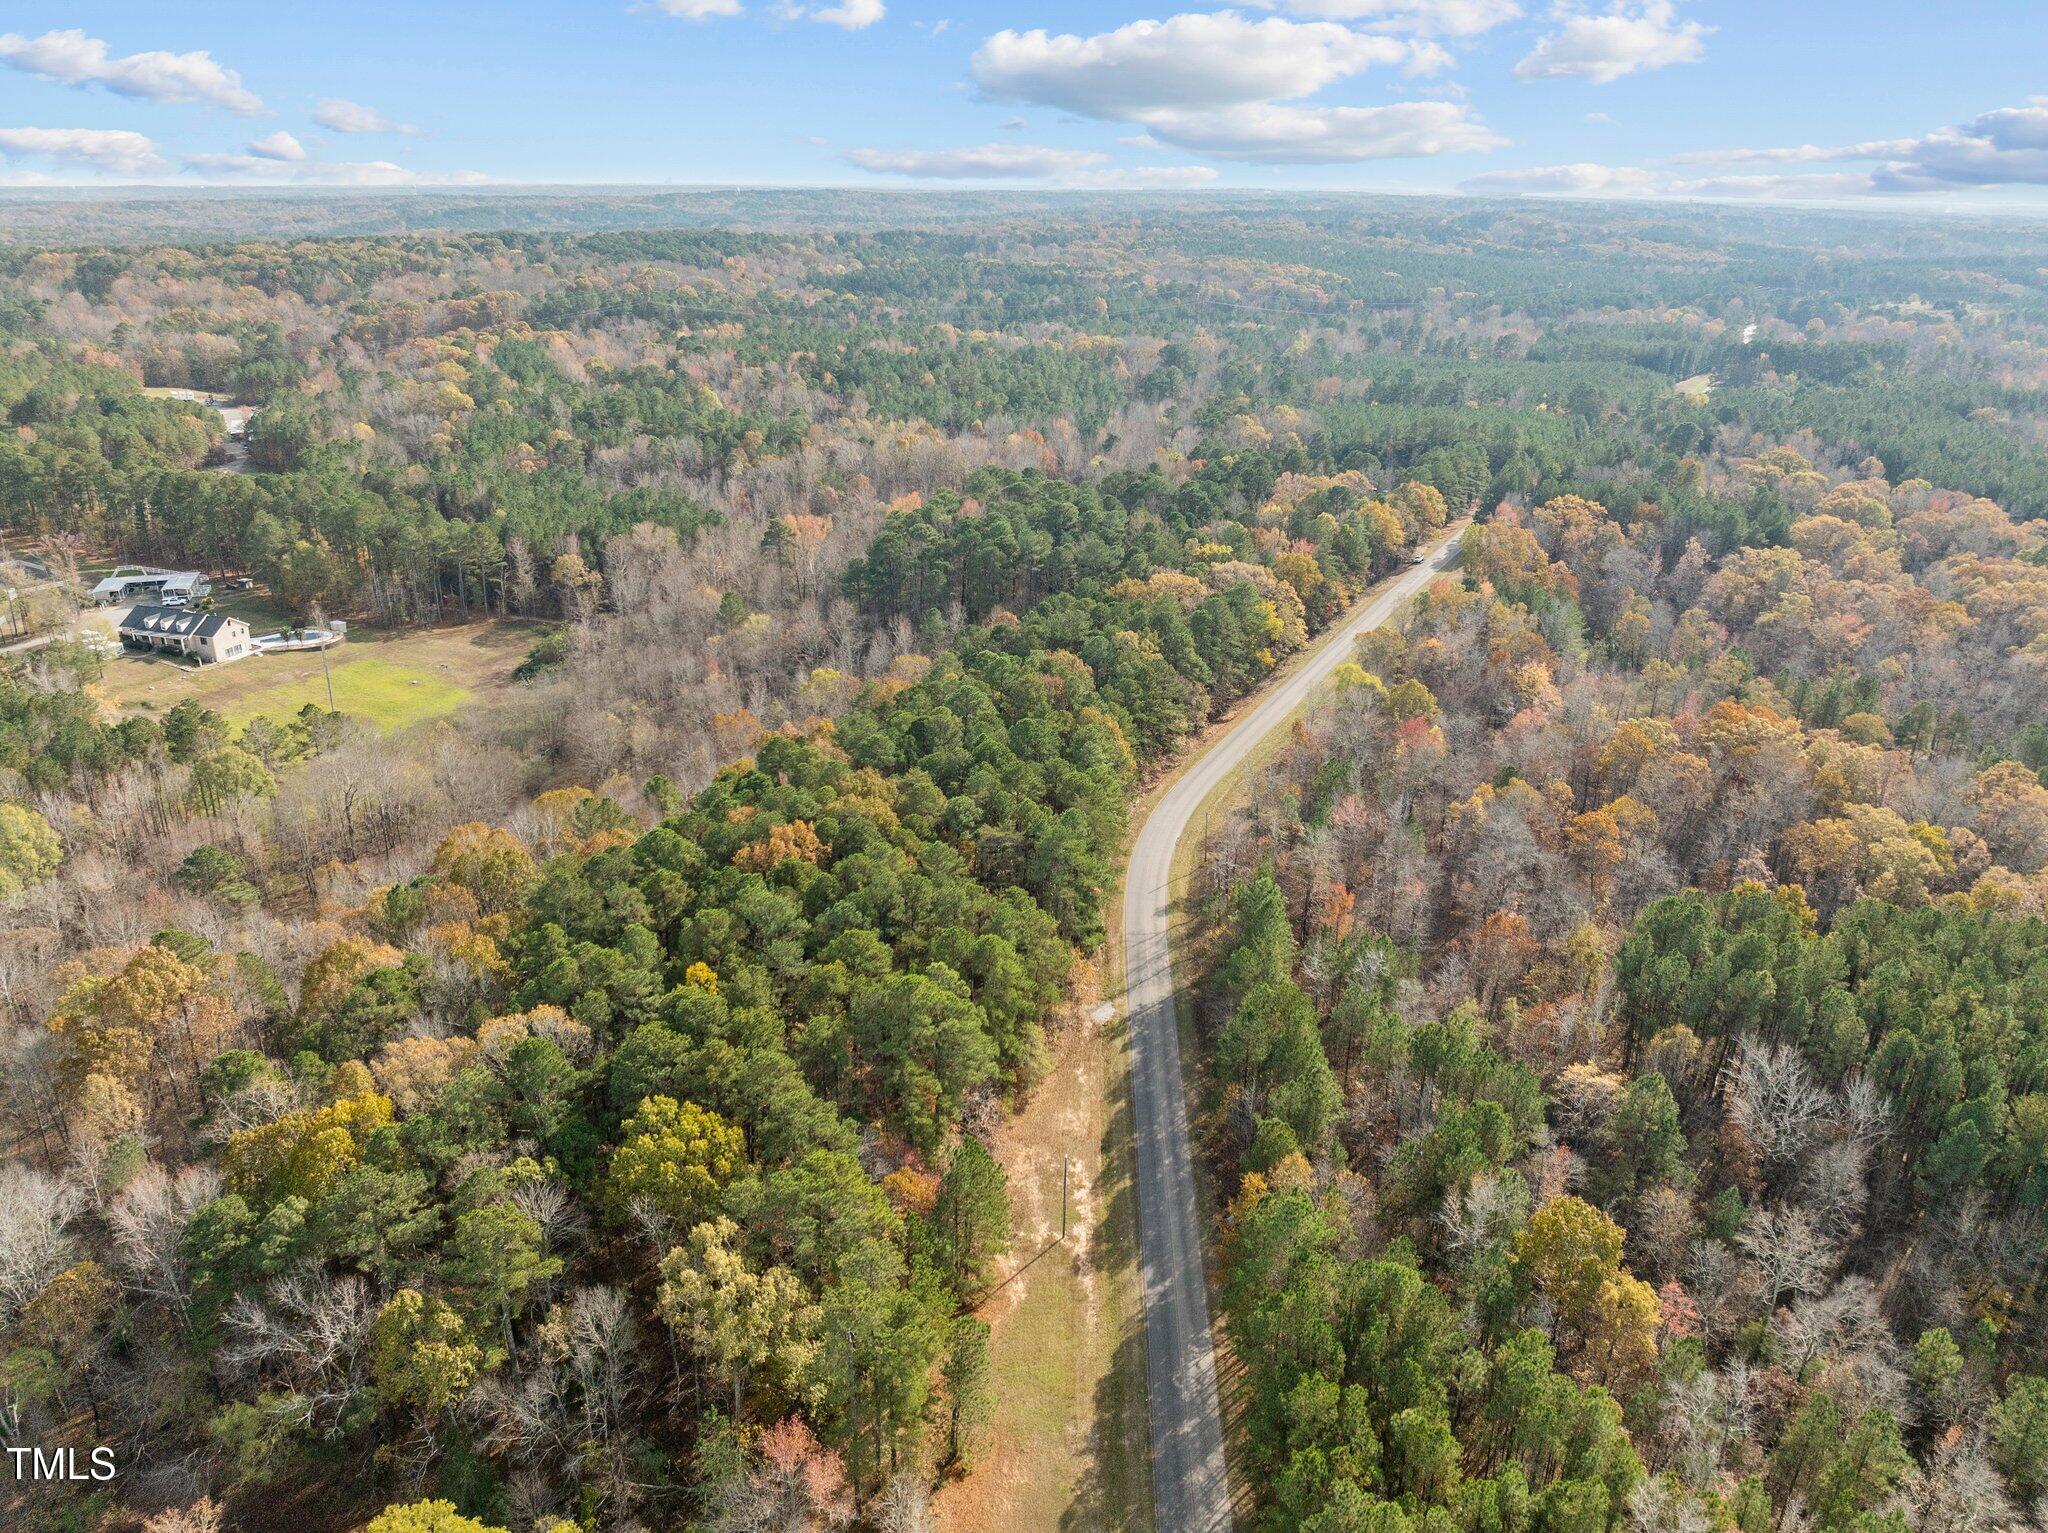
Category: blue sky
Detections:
[{"x1": 1, "y1": 2, "x2": 2044, "y2": 206}]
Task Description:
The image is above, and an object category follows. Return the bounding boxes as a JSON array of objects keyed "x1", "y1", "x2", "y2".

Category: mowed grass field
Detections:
[
  {"x1": 215, "y1": 654, "x2": 473, "y2": 731},
  {"x1": 97, "y1": 620, "x2": 538, "y2": 734}
]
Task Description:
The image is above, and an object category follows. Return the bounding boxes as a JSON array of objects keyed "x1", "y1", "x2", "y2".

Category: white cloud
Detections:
[
  {"x1": 1514, "y1": 2, "x2": 1707, "y2": 84},
  {"x1": 0, "y1": 126, "x2": 165, "y2": 176},
  {"x1": 844, "y1": 143, "x2": 1111, "y2": 179},
  {"x1": 969, "y1": 11, "x2": 1487, "y2": 166},
  {"x1": 973, "y1": 14, "x2": 1413, "y2": 117},
  {"x1": 313, "y1": 98, "x2": 414, "y2": 135},
  {"x1": 1681, "y1": 172, "x2": 1882, "y2": 200},
  {"x1": 1667, "y1": 141, "x2": 1905, "y2": 166},
  {"x1": 1252, "y1": 0, "x2": 1523, "y2": 36},
  {"x1": 182, "y1": 151, "x2": 489, "y2": 186},
  {"x1": 1143, "y1": 99, "x2": 1505, "y2": 162},
  {"x1": 1970, "y1": 103, "x2": 2048, "y2": 151},
  {"x1": 1077, "y1": 164, "x2": 1222, "y2": 186},
  {"x1": 788, "y1": 0, "x2": 886, "y2": 27},
  {"x1": 246, "y1": 131, "x2": 307, "y2": 163},
  {"x1": 1868, "y1": 140, "x2": 2048, "y2": 193},
  {"x1": 1460, "y1": 161, "x2": 1872, "y2": 199},
  {"x1": 1648, "y1": 102, "x2": 2048, "y2": 197},
  {"x1": 0, "y1": 29, "x2": 265, "y2": 114},
  {"x1": 1462, "y1": 98, "x2": 2048, "y2": 203},
  {"x1": 660, "y1": 0, "x2": 881, "y2": 27},
  {"x1": 844, "y1": 142, "x2": 1222, "y2": 187},
  {"x1": 1403, "y1": 40, "x2": 1456, "y2": 76},
  {"x1": 1461, "y1": 161, "x2": 1660, "y2": 194}
]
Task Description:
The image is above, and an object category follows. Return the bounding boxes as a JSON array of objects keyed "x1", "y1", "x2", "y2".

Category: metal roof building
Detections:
[{"x1": 91, "y1": 568, "x2": 209, "y2": 605}]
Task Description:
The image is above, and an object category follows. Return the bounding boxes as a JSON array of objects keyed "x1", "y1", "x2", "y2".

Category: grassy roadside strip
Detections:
[{"x1": 933, "y1": 937, "x2": 1152, "y2": 1524}]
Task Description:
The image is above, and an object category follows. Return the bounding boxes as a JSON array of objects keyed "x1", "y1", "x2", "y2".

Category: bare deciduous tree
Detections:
[
  {"x1": 107, "y1": 1162, "x2": 222, "y2": 1333},
  {"x1": 1836, "y1": 1074, "x2": 1893, "y2": 1151},
  {"x1": 1772, "y1": 1277, "x2": 1896, "y2": 1378},
  {"x1": 1440, "y1": 1169, "x2": 1530, "y2": 1267},
  {"x1": 1738, "y1": 1204, "x2": 1837, "y2": 1304},
  {"x1": 221, "y1": 1273, "x2": 376, "y2": 1435},
  {"x1": 1894, "y1": 1433, "x2": 2015, "y2": 1533},
  {"x1": 472, "y1": 1285, "x2": 643, "y2": 1513},
  {"x1": 872, "y1": 1470, "x2": 930, "y2": 1533},
  {"x1": 0, "y1": 1162, "x2": 79, "y2": 1324},
  {"x1": 1724, "y1": 1042, "x2": 1831, "y2": 1176},
  {"x1": 1797, "y1": 1138, "x2": 1871, "y2": 1245},
  {"x1": 506, "y1": 1174, "x2": 587, "y2": 1254},
  {"x1": 1646, "y1": 1375, "x2": 1749, "y2": 1500}
]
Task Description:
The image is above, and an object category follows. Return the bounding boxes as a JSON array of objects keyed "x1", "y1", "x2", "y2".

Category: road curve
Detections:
[{"x1": 1123, "y1": 527, "x2": 1465, "y2": 1533}]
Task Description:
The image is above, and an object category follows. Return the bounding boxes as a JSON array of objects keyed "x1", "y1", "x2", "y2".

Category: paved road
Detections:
[{"x1": 1122, "y1": 527, "x2": 1465, "y2": 1533}]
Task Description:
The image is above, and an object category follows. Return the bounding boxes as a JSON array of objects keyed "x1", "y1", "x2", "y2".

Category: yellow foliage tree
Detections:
[
  {"x1": 1514, "y1": 1195, "x2": 1661, "y2": 1388},
  {"x1": 605, "y1": 1096, "x2": 745, "y2": 1229},
  {"x1": 370, "y1": 1291, "x2": 482, "y2": 1415},
  {"x1": 432, "y1": 823, "x2": 539, "y2": 915},
  {"x1": 46, "y1": 943, "x2": 232, "y2": 1103},
  {"x1": 223, "y1": 1091, "x2": 394, "y2": 1206},
  {"x1": 733, "y1": 819, "x2": 828, "y2": 873},
  {"x1": 298, "y1": 936, "x2": 406, "y2": 1019}
]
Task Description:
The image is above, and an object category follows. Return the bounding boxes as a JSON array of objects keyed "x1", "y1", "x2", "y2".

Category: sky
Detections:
[{"x1": 0, "y1": 2, "x2": 2045, "y2": 208}]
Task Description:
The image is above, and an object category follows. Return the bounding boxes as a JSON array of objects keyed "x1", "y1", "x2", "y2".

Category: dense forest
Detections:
[
  {"x1": 1, "y1": 193, "x2": 2046, "y2": 1533},
  {"x1": 1205, "y1": 467, "x2": 2048, "y2": 1533}
]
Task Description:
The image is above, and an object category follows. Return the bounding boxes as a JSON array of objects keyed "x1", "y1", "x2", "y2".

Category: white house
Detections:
[
  {"x1": 91, "y1": 568, "x2": 209, "y2": 606},
  {"x1": 117, "y1": 605, "x2": 255, "y2": 665}
]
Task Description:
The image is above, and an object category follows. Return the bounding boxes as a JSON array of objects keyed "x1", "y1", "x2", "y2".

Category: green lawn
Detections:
[
  {"x1": 99, "y1": 619, "x2": 534, "y2": 731},
  {"x1": 220, "y1": 654, "x2": 472, "y2": 733},
  {"x1": 211, "y1": 590, "x2": 300, "y2": 634}
]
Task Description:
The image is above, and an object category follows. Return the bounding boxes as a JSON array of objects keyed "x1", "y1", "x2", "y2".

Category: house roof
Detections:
[
  {"x1": 118, "y1": 605, "x2": 241, "y2": 640},
  {"x1": 92, "y1": 569, "x2": 204, "y2": 597}
]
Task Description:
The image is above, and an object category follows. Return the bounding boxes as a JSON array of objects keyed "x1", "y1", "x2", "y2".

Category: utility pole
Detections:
[{"x1": 1061, "y1": 1156, "x2": 1069, "y2": 1241}]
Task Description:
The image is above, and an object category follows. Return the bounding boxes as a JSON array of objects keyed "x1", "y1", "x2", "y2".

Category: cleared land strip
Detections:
[{"x1": 1121, "y1": 527, "x2": 1466, "y2": 1533}]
